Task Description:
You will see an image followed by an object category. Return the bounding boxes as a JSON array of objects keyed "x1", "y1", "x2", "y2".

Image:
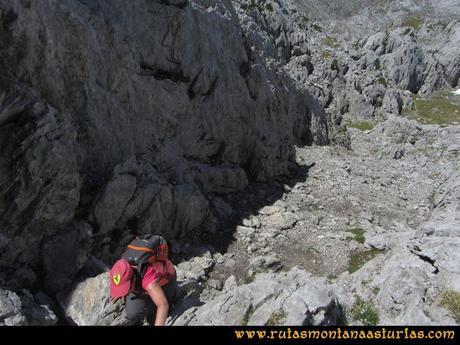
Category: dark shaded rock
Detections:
[
  {"x1": 43, "y1": 222, "x2": 93, "y2": 294},
  {"x1": 0, "y1": 288, "x2": 57, "y2": 325}
]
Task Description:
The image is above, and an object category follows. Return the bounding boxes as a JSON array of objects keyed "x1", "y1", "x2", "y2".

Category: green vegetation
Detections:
[
  {"x1": 312, "y1": 23, "x2": 323, "y2": 32},
  {"x1": 403, "y1": 16, "x2": 424, "y2": 30},
  {"x1": 241, "y1": 1, "x2": 252, "y2": 11},
  {"x1": 429, "y1": 170, "x2": 440, "y2": 180},
  {"x1": 345, "y1": 120, "x2": 375, "y2": 131},
  {"x1": 373, "y1": 58, "x2": 381, "y2": 70},
  {"x1": 348, "y1": 249, "x2": 384, "y2": 273},
  {"x1": 439, "y1": 290, "x2": 460, "y2": 322},
  {"x1": 302, "y1": 15, "x2": 309, "y2": 24},
  {"x1": 331, "y1": 59, "x2": 339, "y2": 72},
  {"x1": 243, "y1": 274, "x2": 256, "y2": 285},
  {"x1": 337, "y1": 124, "x2": 348, "y2": 134},
  {"x1": 241, "y1": 0, "x2": 259, "y2": 11},
  {"x1": 321, "y1": 50, "x2": 331, "y2": 59},
  {"x1": 241, "y1": 1, "x2": 274, "y2": 13},
  {"x1": 239, "y1": 305, "x2": 254, "y2": 326},
  {"x1": 372, "y1": 287, "x2": 381, "y2": 295},
  {"x1": 426, "y1": 21, "x2": 449, "y2": 32},
  {"x1": 323, "y1": 36, "x2": 340, "y2": 49},
  {"x1": 340, "y1": 305, "x2": 349, "y2": 326},
  {"x1": 305, "y1": 246, "x2": 320, "y2": 255},
  {"x1": 401, "y1": 104, "x2": 411, "y2": 116},
  {"x1": 353, "y1": 297, "x2": 380, "y2": 326},
  {"x1": 377, "y1": 76, "x2": 388, "y2": 88},
  {"x1": 327, "y1": 273, "x2": 338, "y2": 281},
  {"x1": 349, "y1": 227, "x2": 365, "y2": 244},
  {"x1": 266, "y1": 310, "x2": 286, "y2": 326},
  {"x1": 403, "y1": 94, "x2": 460, "y2": 126}
]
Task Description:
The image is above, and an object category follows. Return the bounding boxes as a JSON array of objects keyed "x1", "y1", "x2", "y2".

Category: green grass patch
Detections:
[
  {"x1": 337, "y1": 124, "x2": 348, "y2": 133},
  {"x1": 348, "y1": 249, "x2": 384, "y2": 273},
  {"x1": 321, "y1": 50, "x2": 331, "y2": 59},
  {"x1": 241, "y1": 0, "x2": 259, "y2": 11},
  {"x1": 239, "y1": 305, "x2": 254, "y2": 326},
  {"x1": 377, "y1": 76, "x2": 388, "y2": 88},
  {"x1": 372, "y1": 287, "x2": 381, "y2": 295},
  {"x1": 403, "y1": 16, "x2": 424, "y2": 30},
  {"x1": 403, "y1": 95, "x2": 460, "y2": 125},
  {"x1": 345, "y1": 120, "x2": 375, "y2": 131},
  {"x1": 439, "y1": 290, "x2": 460, "y2": 322},
  {"x1": 327, "y1": 273, "x2": 338, "y2": 280},
  {"x1": 241, "y1": 1, "x2": 274, "y2": 13},
  {"x1": 353, "y1": 297, "x2": 380, "y2": 325},
  {"x1": 266, "y1": 310, "x2": 286, "y2": 326},
  {"x1": 331, "y1": 59, "x2": 340, "y2": 72},
  {"x1": 323, "y1": 36, "x2": 340, "y2": 49},
  {"x1": 349, "y1": 227, "x2": 365, "y2": 244},
  {"x1": 242, "y1": 274, "x2": 256, "y2": 285}
]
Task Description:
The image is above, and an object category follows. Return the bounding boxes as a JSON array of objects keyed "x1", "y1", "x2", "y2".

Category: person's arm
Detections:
[{"x1": 145, "y1": 280, "x2": 169, "y2": 326}]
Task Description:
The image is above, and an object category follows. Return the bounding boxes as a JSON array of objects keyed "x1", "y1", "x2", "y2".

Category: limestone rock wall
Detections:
[{"x1": 0, "y1": 0, "x2": 329, "y2": 293}]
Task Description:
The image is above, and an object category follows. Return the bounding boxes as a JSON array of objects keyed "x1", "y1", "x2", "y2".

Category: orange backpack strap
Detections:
[{"x1": 127, "y1": 244, "x2": 156, "y2": 254}]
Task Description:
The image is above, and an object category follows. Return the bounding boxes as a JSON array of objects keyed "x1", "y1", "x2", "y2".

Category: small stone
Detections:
[
  {"x1": 247, "y1": 245, "x2": 257, "y2": 254},
  {"x1": 242, "y1": 216, "x2": 261, "y2": 228},
  {"x1": 236, "y1": 225, "x2": 254, "y2": 237},
  {"x1": 267, "y1": 228, "x2": 281, "y2": 238},
  {"x1": 250, "y1": 256, "x2": 282, "y2": 272},
  {"x1": 261, "y1": 248, "x2": 270, "y2": 254},
  {"x1": 224, "y1": 259, "x2": 236, "y2": 268},
  {"x1": 223, "y1": 276, "x2": 237, "y2": 291},
  {"x1": 214, "y1": 253, "x2": 226, "y2": 265},
  {"x1": 207, "y1": 279, "x2": 223, "y2": 291}
]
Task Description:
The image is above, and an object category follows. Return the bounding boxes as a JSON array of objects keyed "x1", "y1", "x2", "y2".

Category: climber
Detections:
[{"x1": 109, "y1": 235, "x2": 177, "y2": 326}]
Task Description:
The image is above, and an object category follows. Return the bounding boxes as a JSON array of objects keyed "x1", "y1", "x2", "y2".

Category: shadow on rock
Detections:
[{"x1": 195, "y1": 161, "x2": 312, "y2": 256}]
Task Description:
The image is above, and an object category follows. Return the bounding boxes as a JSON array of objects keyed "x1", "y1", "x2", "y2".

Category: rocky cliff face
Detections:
[
  {"x1": 0, "y1": 0, "x2": 333, "y2": 294},
  {"x1": 274, "y1": 0, "x2": 460, "y2": 121},
  {"x1": 1, "y1": 0, "x2": 459, "y2": 326}
]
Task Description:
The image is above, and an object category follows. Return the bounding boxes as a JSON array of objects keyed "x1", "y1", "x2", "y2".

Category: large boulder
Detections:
[
  {"x1": 171, "y1": 267, "x2": 344, "y2": 326},
  {"x1": 0, "y1": 288, "x2": 58, "y2": 326},
  {"x1": 57, "y1": 272, "x2": 128, "y2": 326}
]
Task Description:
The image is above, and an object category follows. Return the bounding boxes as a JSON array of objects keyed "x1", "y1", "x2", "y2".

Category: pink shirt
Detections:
[{"x1": 141, "y1": 260, "x2": 176, "y2": 290}]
